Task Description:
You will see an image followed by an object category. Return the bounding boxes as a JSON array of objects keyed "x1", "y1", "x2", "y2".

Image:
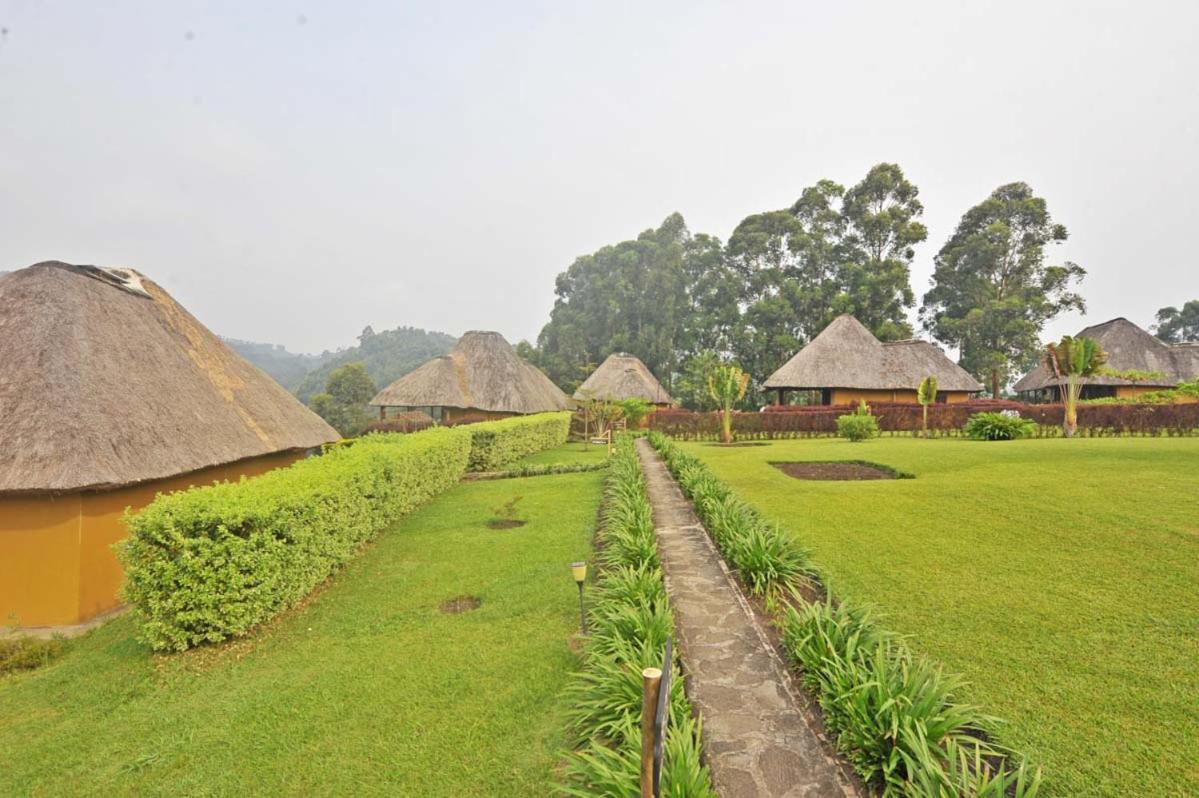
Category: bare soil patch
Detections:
[
  {"x1": 771, "y1": 461, "x2": 900, "y2": 481},
  {"x1": 703, "y1": 441, "x2": 771, "y2": 447},
  {"x1": 486, "y1": 519, "x2": 526, "y2": 529},
  {"x1": 439, "y1": 595, "x2": 482, "y2": 614}
]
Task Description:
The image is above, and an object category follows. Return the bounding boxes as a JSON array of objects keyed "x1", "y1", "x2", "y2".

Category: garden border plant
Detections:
[
  {"x1": 646, "y1": 431, "x2": 1041, "y2": 797},
  {"x1": 557, "y1": 435, "x2": 715, "y2": 797}
]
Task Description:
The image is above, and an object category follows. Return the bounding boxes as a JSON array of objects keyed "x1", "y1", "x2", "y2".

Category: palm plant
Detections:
[
  {"x1": 707, "y1": 363, "x2": 750, "y2": 444},
  {"x1": 1045, "y1": 336, "x2": 1107, "y2": 438},
  {"x1": 917, "y1": 375, "x2": 937, "y2": 439}
]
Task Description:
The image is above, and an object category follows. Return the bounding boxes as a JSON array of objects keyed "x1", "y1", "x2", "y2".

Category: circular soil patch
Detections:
[
  {"x1": 772, "y1": 461, "x2": 897, "y2": 481},
  {"x1": 439, "y1": 595, "x2": 482, "y2": 614},
  {"x1": 486, "y1": 519, "x2": 527, "y2": 529}
]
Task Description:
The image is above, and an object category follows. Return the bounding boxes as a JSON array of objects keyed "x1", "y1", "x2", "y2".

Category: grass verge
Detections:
[{"x1": 0, "y1": 472, "x2": 603, "y2": 797}]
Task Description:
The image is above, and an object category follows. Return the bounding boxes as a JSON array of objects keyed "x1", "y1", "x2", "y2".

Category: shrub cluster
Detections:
[
  {"x1": 119, "y1": 428, "x2": 473, "y2": 651},
  {"x1": 648, "y1": 432, "x2": 811, "y2": 600},
  {"x1": 964, "y1": 412, "x2": 1036, "y2": 441},
  {"x1": 646, "y1": 433, "x2": 1041, "y2": 796},
  {"x1": 649, "y1": 400, "x2": 1199, "y2": 439},
  {"x1": 464, "y1": 412, "x2": 572, "y2": 471},
  {"x1": 782, "y1": 600, "x2": 1040, "y2": 796},
  {"x1": 0, "y1": 636, "x2": 66, "y2": 675},
  {"x1": 558, "y1": 436, "x2": 714, "y2": 797},
  {"x1": 837, "y1": 402, "x2": 881, "y2": 442}
]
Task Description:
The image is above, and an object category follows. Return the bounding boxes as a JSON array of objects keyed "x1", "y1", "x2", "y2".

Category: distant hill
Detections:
[
  {"x1": 225, "y1": 338, "x2": 331, "y2": 392},
  {"x1": 293, "y1": 326, "x2": 457, "y2": 401}
]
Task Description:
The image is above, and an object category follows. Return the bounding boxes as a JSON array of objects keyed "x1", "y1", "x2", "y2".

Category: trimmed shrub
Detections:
[
  {"x1": 964, "y1": 412, "x2": 1036, "y2": 441},
  {"x1": 465, "y1": 412, "x2": 572, "y2": 471},
  {"x1": 837, "y1": 403, "x2": 880, "y2": 442},
  {"x1": 119, "y1": 428, "x2": 472, "y2": 652}
]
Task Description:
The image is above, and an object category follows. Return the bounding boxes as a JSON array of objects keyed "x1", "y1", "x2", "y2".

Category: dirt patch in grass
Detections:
[
  {"x1": 486, "y1": 519, "x2": 527, "y2": 529},
  {"x1": 771, "y1": 461, "x2": 911, "y2": 481},
  {"x1": 439, "y1": 596, "x2": 482, "y2": 614},
  {"x1": 703, "y1": 442, "x2": 771, "y2": 447}
]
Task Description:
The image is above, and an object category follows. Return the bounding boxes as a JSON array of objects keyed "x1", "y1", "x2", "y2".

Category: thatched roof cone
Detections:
[
  {"x1": 370, "y1": 330, "x2": 570, "y2": 413},
  {"x1": 764, "y1": 315, "x2": 983, "y2": 392},
  {"x1": 0, "y1": 262, "x2": 339, "y2": 494},
  {"x1": 1014, "y1": 317, "x2": 1199, "y2": 392},
  {"x1": 573, "y1": 352, "x2": 673, "y2": 404}
]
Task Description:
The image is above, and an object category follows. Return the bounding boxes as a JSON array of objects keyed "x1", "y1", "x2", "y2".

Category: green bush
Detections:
[
  {"x1": 0, "y1": 636, "x2": 66, "y2": 675},
  {"x1": 837, "y1": 401, "x2": 880, "y2": 442},
  {"x1": 119, "y1": 428, "x2": 472, "y2": 652},
  {"x1": 964, "y1": 411, "x2": 1036, "y2": 441},
  {"x1": 558, "y1": 435, "x2": 714, "y2": 797},
  {"x1": 465, "y1": 412, "x2": 572, "y2": 471}
]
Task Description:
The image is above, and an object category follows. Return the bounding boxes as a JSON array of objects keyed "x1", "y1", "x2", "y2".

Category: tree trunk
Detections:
[
  {"x1": 1063, "y1": 379, "x2": 1078, "y2": 438},
  {"x1": 922, "y1": 404, "x2": 929, "y2": 439},
  {"x1": 721, "y1": 408, "x2": 733, "y2": 444},
  {"x1": 991, "y1": 369, "x2": 1001, "y2": 400}
]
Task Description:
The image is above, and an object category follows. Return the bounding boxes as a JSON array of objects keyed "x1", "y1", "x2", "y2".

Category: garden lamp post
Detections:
[{"x1": 571, "y1": 561, "x2": 588, "y2": 634}]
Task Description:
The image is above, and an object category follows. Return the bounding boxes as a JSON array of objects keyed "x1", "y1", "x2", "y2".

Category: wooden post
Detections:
[
  {"x1": 640, "y1": 667, "x2": 663, "y2": 798},
  {"x1": 607, "y1": 428, "x2": 613, "y2": 456}
]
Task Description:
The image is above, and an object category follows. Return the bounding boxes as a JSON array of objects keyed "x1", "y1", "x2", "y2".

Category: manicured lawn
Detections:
[
  {"x1": 515, "y1": 441, "x2": 612, "y2": 467},
  {"x1": 684, "y1": 437, "x2": 1199, "y2": 798},
  {"x1": 0, "y1": 471, "x2": 603, "y2": 797}
]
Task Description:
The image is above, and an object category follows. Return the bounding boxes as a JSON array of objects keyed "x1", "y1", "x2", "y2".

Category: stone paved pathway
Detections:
[{"x1": 635, "y1": 439, "x2": 860, "y2": 798}]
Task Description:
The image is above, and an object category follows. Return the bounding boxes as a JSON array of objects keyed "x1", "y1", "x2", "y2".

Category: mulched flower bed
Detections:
[{"x1": 771, "y1": 461, "x2": 902, "y2": 481}]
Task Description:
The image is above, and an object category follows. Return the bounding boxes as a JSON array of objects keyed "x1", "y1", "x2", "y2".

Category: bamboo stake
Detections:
[{"x1": 640, "y1": 667, "x2": 662, "y2": 798}]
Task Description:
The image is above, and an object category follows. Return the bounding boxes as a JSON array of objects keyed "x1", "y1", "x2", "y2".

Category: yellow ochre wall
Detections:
[
  {"x1": 0, "y1": 450, "x2": 305, "y2": 629},
  {"x1": 829, "y1": 389, "x2": 974, "y2": 405}
]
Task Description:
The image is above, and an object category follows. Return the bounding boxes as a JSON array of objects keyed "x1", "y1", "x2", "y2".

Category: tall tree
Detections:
[
  {"x1": 1153, "y1": 300, "x2": 1199, "y2": 343},
  {"x1": 726, "y1": 164, "x2": 925, "y2": 399},
  {"x1": 535, "y1": 214, "x2": 690, "y2": 391},
  {"x1": 921, "y1": 182, "x2": 1086, "y2": 398},
  {"x1": 308, "y1": 362, "x2": 378, "y2": 437}
]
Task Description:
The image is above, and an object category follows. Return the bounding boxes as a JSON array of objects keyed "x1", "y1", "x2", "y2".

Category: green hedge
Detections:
[
  {"x1": 465, "y1": 412, "x2": 572, "y2": 471},
  {"x1": 119, "y1": 428, "x2": 472, "y2": 652}
]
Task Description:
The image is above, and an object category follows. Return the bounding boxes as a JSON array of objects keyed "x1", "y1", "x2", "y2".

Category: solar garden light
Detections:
[{"x1": 571, "y1": 561, "x2": 588, "y2": 634}]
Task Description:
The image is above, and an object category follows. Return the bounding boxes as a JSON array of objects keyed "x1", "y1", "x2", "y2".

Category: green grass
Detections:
[
  {"x1": 0, "y1": 472, "x2": 603, "y2": 797},
  {"x1": 515, "y1": 442, "x2": 611, "y2": 468},
  {"x1": 682, "y1": 437, "x2": 1199, "y2": 797}
]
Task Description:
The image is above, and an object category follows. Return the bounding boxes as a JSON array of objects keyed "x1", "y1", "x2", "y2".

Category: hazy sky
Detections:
[{"x1": 2, "y1": 1, "x2": 1196, "y2": 355}]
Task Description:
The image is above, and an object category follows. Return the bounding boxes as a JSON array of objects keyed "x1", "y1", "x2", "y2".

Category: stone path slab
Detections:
[{"x1": 635, "y1": 439, "x2": 860, "y2": 798}]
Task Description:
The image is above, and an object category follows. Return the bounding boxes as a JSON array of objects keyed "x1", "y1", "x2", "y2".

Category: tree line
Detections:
[{"x1": 522, "y1": 163, "x2": 1103, "y2": 406}]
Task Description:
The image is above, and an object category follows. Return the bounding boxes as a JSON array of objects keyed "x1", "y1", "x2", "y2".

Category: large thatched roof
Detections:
[
  {"x1": 370, "y1": 330, "x2": 571, "y2": 414},
  {"x1": 1014, "y1": 317, "x2": 1199, "y2": 392},
  {"x1": 763, "y1": 315, "x2": 984, "y2": 392},
  {"x1": 574, "y1": 352, "x2": 673, "y2": 404},
  {"x1": 0, "y1": 262, "x2": 339, "y2": 494}
]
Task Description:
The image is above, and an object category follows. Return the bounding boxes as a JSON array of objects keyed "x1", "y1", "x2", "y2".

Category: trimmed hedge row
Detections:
[
  {"x1": 558, "y1": 435, "x2": 714, "y2": 796},
  {"x1": 119, "y1": 428, "x2": 473, "y2": 651},
  {"x1": 465, "y1": 412, "x2": 572, "y2": 471},
  {"x1": 646, "y1": 433, "x2": 1040, "y2": 797},
  {"x1": 650, "y1": 401, "x2": 1199, "y2": 439}
]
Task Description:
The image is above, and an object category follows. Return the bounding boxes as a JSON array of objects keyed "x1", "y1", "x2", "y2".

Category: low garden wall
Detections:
[{"x1": 649, "y1": 401, "x2": 1199, "y2": 439}]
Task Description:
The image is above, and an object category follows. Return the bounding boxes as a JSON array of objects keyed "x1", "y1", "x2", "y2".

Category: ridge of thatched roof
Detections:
[
  {"x1": 0, "y1": 262, "x2": 339, "y2": 494},
  {"x1": 370, "y1": 330, "x2": 571, "y2": 413},
  {"x1": 763, "y1": 315, "x2": 984, "y2": 392},
  {"x1": 573, "y1": 352, "x2": 673, "y2": 404},
  {"x1": 1013, "y1": 317, "x2": 1199, "y2": 392}
]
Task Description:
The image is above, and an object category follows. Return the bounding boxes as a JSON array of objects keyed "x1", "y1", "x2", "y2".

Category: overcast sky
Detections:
[{"x1": 2, "y1": 1, "x2": 1196, "y2": 355}]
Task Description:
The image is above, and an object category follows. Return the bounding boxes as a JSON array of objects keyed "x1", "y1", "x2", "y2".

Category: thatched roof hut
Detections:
[
  {"x1": 1014, "y1": 317, "x2": 1199, "y2": 398},
  {"x1": 764, "y1": 315, "x2": 983, "y2": 404},
  {"x1": 0, "y1": 262, "x2": 338, "y2": 494},
  {"x1": 370, "y1": 330, "x2": 570, "y2": 419},
  {"x1": 573, "y1": 352, "x2": 673, "y2": 405}
]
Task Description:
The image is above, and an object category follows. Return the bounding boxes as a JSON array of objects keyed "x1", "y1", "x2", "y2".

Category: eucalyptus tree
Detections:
[
  {"x1": 921, "y1": 182, "x2": 1086, "y2": 398},
  {"x1": 1153, "y1": 300, "x2": 1199, "y2": 343}
]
